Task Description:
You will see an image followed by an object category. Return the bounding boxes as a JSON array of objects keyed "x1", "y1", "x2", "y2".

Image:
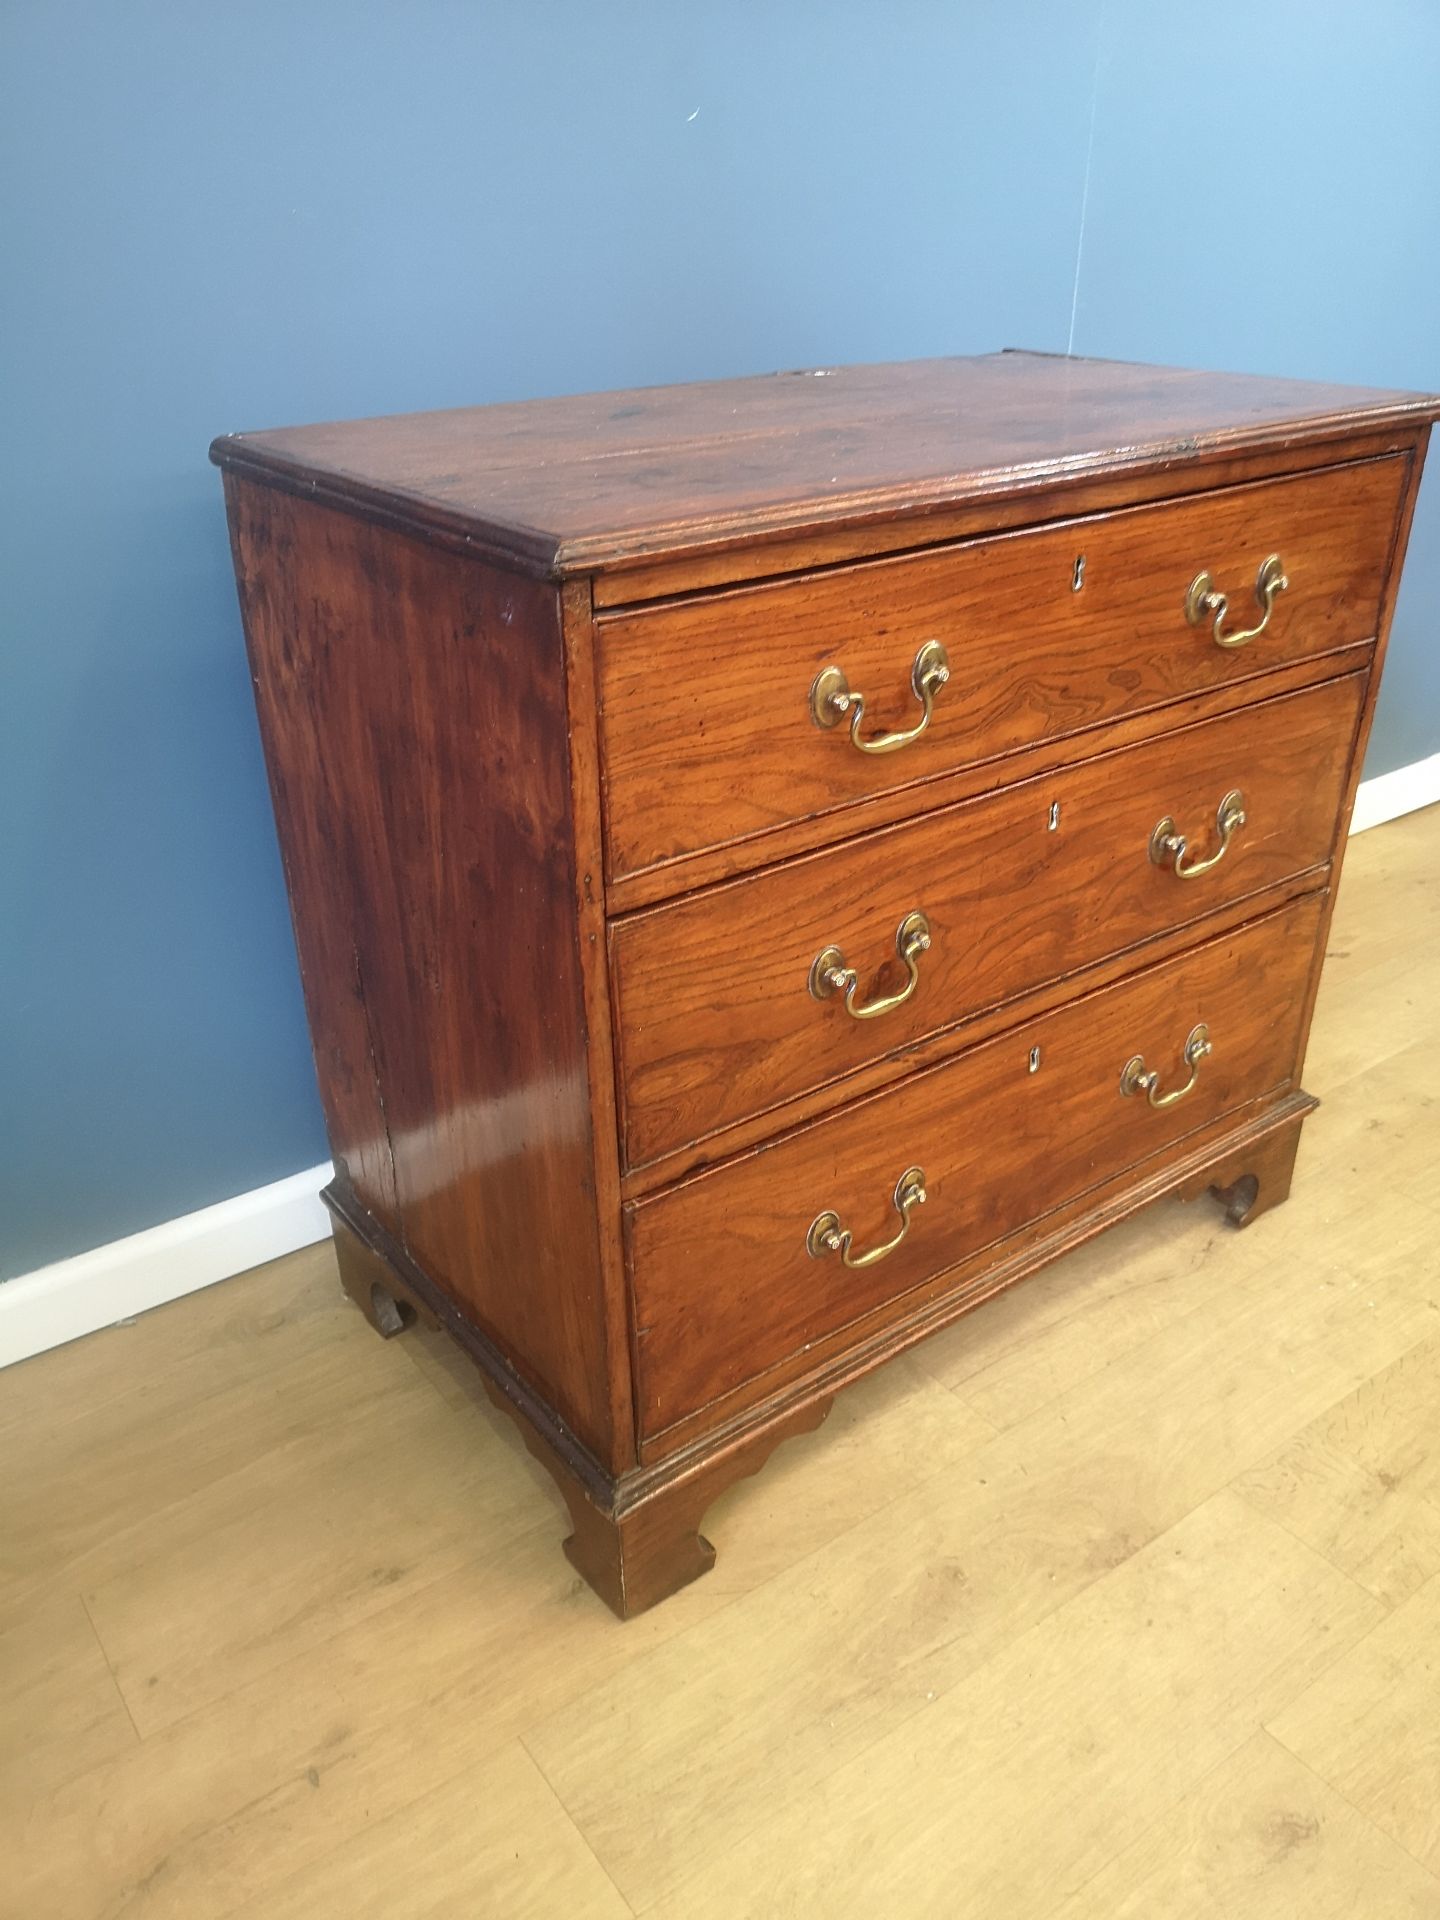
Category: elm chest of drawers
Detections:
[{"x1": 213, "y1": 352, "x2": 1438, "y2": 1617}]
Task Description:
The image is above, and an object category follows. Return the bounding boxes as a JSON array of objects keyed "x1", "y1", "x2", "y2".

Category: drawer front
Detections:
[
  {"x1": 613, "y1": 673, "x2": 1361, "y2": 1168},
  {"x1": 598, "y1": 457, "x2": 1401, "y2": 883},
  {"x1": 629, "y1": 894, "x2": 1323, "y2": 1438}
]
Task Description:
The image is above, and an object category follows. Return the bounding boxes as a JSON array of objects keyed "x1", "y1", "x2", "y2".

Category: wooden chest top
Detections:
[{"x1": 210, "y1": 350, "x2": 1438, "y2": 579}]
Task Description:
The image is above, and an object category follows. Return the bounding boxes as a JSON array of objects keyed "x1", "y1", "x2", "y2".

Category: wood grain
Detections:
[
  {"x1": 1233, "y1": 1332, "x2": 1440, "y2": 1608},
  {"x1": 225, "y1": 1740, "x2": 633, "y2": 1920},
  {"x1": 603, "y1": 642, "x2": 1375, "y2": 915},
  {"x1": 225, "y1": 481, "x2": 625, "y2": 1461},
  {"x1": 1044, "y1": 1730, "x2": 1440, "y2": 1919},
  {"x1": 629, "y1": 895, "x2": 1323, "y2": 1437},
  {"x1": 597, "y1": 456, "x2": 1400, "y2": 883},
  {"x1": 593, "y1": 425, "x2": 1420, "y2": 606},
  {"x1": 613, "y1": 672, "x2": 1362, "y2": 1166},
  {"x1": 557, "y1": 578, "x2": 638, "y2": 1470},
  {"x1": 210, "y1": 350, "x2": 1438, "y2": 581},
  {"x1": 5, "y1": 808, "x2": 1439, "y2": 1918},
  {"x1": 0, "y1": 1589, "x2": 136, "y2": 1805},
  {"x1": 529, "y1": 977, "x2": 1440, "y2": 1912},
  {"x1": 1268, "y1": 1570, "x2": 1440, "y2": 1874},
  {"x1": 540, "y1": 1494, "x2": 1384, "y2": 1917},
  {"x1": 0, "y1": 1244, "x2": 409, "y2": 1613},
  {"x1": 214, "y1": 356, "x2": 1434, "y2": 1616},
  {"x1": 634, "y1": 1094, "x2": 1318, "y2": 1460},
  {"x1": 620, "y1": 874, "x2": 1330, "y2": 1196}
]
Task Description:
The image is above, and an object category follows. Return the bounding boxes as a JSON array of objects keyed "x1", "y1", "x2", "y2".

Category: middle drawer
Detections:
[{"x1": 610, "y1": 671, "x2": 1362, "y2": 1168}]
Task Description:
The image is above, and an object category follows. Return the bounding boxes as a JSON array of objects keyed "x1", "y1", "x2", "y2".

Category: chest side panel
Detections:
[{"x1": 224, "y1": 478, "x2": 620, "y2": 1459}]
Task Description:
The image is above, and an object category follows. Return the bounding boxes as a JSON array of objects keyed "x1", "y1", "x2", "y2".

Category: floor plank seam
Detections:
[
  {"x1": 923, "y1": 1231, "x2": 1279, "y2": 1437},
  {"x1": 1029, "y1": 1727, "x2": 1265, "y2": 1920},
  {"x1": 77, "y1": 1587, "x2": 145, "y2": 1748},
  {"x1": 1172, "y1": 1305, "x2": 1440, "y2": 1531},
  {"x1": 17, "y1": 1368, "x2": 441, "y2": 1619},
  {"x1": 584, "y1": 1490, "x2": 1381, "y2": 1916},
  {"x1": 1226, "y1": 1477, "x2": 1409, "y2": 1618},
  {"x1": 193, "y1": 1771, "x2": 357, "y2": 1920},
  {"x1": 522, "y1": 1739, "x2": 641, "y2": 1918},
  {"x1": 925, "y1": 1365, "x2": 1003, "y2": 1423},
  {"x1": 515, "y1": 1552, "x2": 972, "y2": 1911},
  {"x1": 1202, "y1": 1506, "x2": 1406, "y2": 1710},
  {"x1": 1262, "y1": 1728, "x2": 1440, "y2": 1889}
]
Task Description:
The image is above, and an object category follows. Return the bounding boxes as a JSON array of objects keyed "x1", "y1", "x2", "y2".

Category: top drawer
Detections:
[{"x1": 597, "y1": 456, "x2": 1404, "y2": 885}]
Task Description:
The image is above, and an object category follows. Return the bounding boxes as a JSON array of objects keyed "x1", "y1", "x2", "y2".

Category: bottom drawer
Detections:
[{"x1": 628, "y1": 892, "x2": 1324, "y2": 1438}]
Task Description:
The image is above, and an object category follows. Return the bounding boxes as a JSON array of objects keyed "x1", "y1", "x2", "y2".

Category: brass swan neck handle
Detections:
[
  {"x1": 1150, "y1": 790, "x2": 1247, "y2": 879},
  {"x1": 1185, "y1": 554, "x2": 1288, "y2": 650},
  {"x1": 809, "y1": 641, "x2": 950, "y2": 755},
  {"x1": 1120, "y1": 1023, "x2": 1212, "y2": 1110},
  {"x1": 809, "y1": 911, "x2": 932, "y2": 1021},
  {"x1": 807, "y1": 1167, "x2": 928, "y2": 1269}
]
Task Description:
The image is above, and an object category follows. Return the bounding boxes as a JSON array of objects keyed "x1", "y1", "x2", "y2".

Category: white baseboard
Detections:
[
  {"x1": 1350, "y1": 752, "x2": 1440, "y2": 834},
  {"x1": 0, "y1": 1162, "x2": 334, "y2": 1370},
  {"x1": 3, "y1": 753, "x2": 1437, "y2": 1372}
]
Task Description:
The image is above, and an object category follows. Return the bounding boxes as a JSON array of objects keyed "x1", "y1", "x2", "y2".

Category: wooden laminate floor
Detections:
[{"x1": 4, "y1": 806, "x2": 1440, "y2": 1919}]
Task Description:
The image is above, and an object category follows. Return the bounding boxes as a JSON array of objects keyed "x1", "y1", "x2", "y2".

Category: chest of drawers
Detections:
[{"x1": 213, "y1": 352, "x2": 1437, "y2": 1616}]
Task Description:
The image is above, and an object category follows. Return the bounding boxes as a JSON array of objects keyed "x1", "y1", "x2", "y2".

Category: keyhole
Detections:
[
  {"x1": 1028, "y1": 1046, "x2": 1042, "y2": 1073},
  {"x1": 1072, "y1": 554, "x2": 1086, "y2": 591},
  {"x1": 1048, "y1": 800, "x2": 1061, "y2": 832}
]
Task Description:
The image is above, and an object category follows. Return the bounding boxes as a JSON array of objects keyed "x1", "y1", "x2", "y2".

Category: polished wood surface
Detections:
[
  {"x1": 629, "y1": 895, "x2": 1322, "y2": 1438},
  {"x1": 5, "y1": 808, "x2": 1439, "y2": 1918},
  {"x1": 211, "y1": 351, "x2": 1437, "y2": 579},
  {"x1": 224, "y1": 481, "x2": 625, "y2": 1459},
  {"x1": 592, "y1": 426, "x2": 1422, "y2": 607},
  {"x1": 604, "y1": 642, "x2": 1378, "y2": 915},
  {"x1": 612, "y1": 673, "x2": 1363, "y2": 1167},
  {"x1": 212, "y1": 354, "x2": 1436, "y2": 1614},
  {"x1": 598, "y1": 457, "x2": 1401, "y2": 882},
  {"x1": 638, "y1": 1095, "x2": 1319, "y2": 1462}
]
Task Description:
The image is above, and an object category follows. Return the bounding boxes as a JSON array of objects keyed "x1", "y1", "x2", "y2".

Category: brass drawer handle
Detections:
[
  {"x1": 807, "y1": 1166, "x2": 928, "y2": 1269},
  {"x1": 1120, "y1": 1022, "x2": 1212, "y2": 1109},
  {"x1": 809, "y1": 910, "x2": 932, "y2": 1020},
  {"x1": 1149, "y1": 789, "x2": 1246, "y2": 879},
  {"x1": 1185, "y1": 553, "x2": 1288, "y2": 649},
  {"x1": 810, "y1": 640, "x2": 950, "y2": 754}
]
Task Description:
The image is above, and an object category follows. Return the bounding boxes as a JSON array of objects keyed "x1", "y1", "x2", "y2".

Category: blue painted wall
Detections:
[{"x1": 3, "y1": 2, "x2": 1436, "y2": 1277}]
